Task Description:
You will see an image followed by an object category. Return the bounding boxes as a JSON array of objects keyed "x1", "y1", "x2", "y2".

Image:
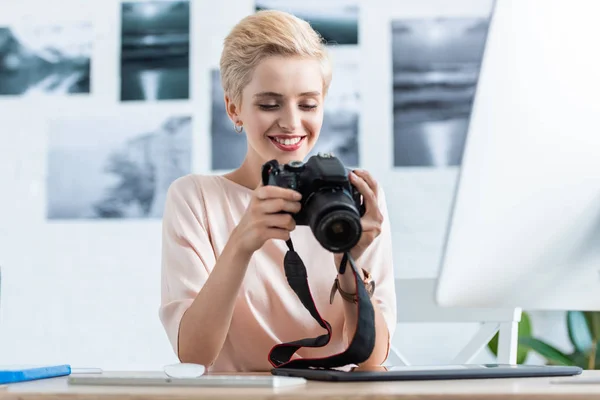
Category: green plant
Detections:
[
  {"x1": 519, "y1": 311, "x2": 600, "y2": 369},
  {"x1": 487, "y1": 311, "x2": 532, "y2": 364}
]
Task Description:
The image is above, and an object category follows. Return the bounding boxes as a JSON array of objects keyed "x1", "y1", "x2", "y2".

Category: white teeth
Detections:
[{"x1": 274, "y1": 137, "x2": 301, "y2": 146}]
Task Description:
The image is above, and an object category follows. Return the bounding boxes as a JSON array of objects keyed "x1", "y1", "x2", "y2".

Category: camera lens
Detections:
[
  {"x1": 327, "y1": 219, "x2": 352, "y2": 244},
  {"x1": 331, "y1": 220, "x2": 349, "y2": 236},
  {"x1": 319, "y1": 211, "x2": 361, "y2": 252},
  {"x1": 305, "y1": 190, "x2": 362, "y2": 252}
]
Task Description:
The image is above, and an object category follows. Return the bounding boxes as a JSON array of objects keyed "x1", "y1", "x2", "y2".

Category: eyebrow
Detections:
[{"x1": 253, "y1": 91, "x2": 321, "y2": 98}]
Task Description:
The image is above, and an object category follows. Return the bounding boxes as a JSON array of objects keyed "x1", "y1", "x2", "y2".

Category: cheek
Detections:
[
  {"x1": 245, "y1": 111, "x2": 274, "y2": 134},
  {"x1": 304, "y1": 112, "x2": 324, "y2": 137}
]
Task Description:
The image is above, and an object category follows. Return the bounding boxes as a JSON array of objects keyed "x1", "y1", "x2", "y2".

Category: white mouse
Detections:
[{"x1": 163, "y1": 363, "x2": 206, "y2": 378}]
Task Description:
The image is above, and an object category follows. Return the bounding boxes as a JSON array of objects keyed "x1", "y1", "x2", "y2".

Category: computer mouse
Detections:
[{"x1": 163, "y1": 363, "x2": 206, "y2": 378}]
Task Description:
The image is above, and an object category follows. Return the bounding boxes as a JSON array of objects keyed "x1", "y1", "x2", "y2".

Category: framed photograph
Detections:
[
  {"x1": 210, "y1": 69, "x2": 246, "y2": 171},
  {"x1": 0, "y1": 22, "x2": 91, "y2": 96},
  {"x1": 120, "y1": 0, "x2": 190, "y2": 101},
  {"x1": 47, "y1": 114, "x2": 192, "y2": 220},
  {"x1": 392, "y1": 17, "x2": 490, "y2": 167},
  {"x1": 255, "y1": 0, "x2": 359, "y2": 46}
]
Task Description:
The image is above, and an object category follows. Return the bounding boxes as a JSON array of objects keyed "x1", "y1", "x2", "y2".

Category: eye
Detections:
[
  {"x1": 301, "y1": 104, "x2": 318, "y2": 110},
  {"x1": 258, "y1": 104, "x2": 278, "y2": 111}
]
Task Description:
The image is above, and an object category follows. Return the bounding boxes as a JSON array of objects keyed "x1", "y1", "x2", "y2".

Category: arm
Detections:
[
  {"x1": 159, "y1": 176, "x2": 239, "y2": 367},
  {"x1": 177, "y1": 239, "x2": 252, "y2": 365},
  {"x1": 159, "y1": 177, "x2": 302, "y2": 367}
]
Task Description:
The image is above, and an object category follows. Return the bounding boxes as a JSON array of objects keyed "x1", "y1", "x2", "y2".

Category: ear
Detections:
[{"x1": 224, "y1": 94, "x2": 241, "y2": 125}]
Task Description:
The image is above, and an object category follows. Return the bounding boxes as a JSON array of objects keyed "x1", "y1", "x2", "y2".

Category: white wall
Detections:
[{"x1": 0, "y1": 0, "x2": 570, "y2": 370}]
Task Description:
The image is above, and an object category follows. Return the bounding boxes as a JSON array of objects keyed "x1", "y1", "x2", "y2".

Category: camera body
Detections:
[{"x1": 261, "y1": 153, "x2": 365, "y2": 252}]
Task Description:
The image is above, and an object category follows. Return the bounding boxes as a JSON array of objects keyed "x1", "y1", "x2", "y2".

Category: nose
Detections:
[{"x1": 277, "y1": 105, "x2": 301, "y2": 132}]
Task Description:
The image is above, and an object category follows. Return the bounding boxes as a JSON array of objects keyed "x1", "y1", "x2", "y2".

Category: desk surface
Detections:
[{"x1": 3, "y1": 370, "x2": 600, "y2": 400}]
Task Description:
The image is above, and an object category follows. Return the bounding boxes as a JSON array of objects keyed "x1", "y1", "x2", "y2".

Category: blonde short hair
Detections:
[{"x1": 220, "y1": 10, "x2": 332, "y2": 106}]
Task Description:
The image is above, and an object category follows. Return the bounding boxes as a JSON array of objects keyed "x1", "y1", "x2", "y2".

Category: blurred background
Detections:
[
  {"x1": 0, "y1": 23, "x2": 91, "y2": 95},
  {"x1": 120, "y1": 1, "x2": 189, "y2": 101},
  {"x1": 0, "y1": 0, "x2": 575, "y2": 371}
]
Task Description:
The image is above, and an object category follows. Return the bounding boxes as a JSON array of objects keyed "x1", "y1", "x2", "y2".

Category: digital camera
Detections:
[{"x1": 261, "y1": 153, "x2": 365, "y2": 253}]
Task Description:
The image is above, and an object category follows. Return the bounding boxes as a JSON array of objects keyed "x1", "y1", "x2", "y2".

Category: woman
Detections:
[{"x1": 159, "y1": 9, "x2": 397, "y2": 373}]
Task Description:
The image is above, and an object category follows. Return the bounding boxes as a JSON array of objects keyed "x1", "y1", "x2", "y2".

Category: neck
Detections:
[{"x1": 224, "y1": 149, "x2": 265, "y2": 190}]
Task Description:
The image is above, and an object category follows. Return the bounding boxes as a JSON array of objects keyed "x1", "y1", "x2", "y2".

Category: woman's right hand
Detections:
[{"x1": 232, "y1": 184, "x2": 302, "y2": 256}]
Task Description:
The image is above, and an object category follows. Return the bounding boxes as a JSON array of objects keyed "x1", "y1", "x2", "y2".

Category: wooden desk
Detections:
[{"x1": 2, "y1": 370, "x2": 600, "y2": 400}]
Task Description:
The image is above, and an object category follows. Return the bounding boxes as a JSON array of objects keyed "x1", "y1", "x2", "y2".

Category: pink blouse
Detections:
[{"x1": 159, "y1": 174, "x2": 397, "y2": 372}]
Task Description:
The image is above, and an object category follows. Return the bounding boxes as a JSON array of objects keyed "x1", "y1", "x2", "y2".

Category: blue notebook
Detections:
[{"x1": 0, "y1": 365, "x2": 71, "y2": 384}]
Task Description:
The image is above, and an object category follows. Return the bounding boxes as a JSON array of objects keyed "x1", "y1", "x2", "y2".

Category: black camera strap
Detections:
[{"x1": 268, "y1": 239, "x2": 376, "y2": 369}]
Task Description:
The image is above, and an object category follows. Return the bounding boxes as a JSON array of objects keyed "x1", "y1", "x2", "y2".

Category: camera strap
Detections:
[{"x1": 268, "y1": 239, "x2": 376, "y2": 369}]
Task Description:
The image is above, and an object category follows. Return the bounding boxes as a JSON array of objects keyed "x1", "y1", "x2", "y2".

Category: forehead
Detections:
[{"x1": 245, "y1": 56, "x2": 324, "y2": 95}]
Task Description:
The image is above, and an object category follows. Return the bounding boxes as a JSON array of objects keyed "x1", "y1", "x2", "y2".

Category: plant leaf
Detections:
[
  {"x1": 567, "y1": 311, "x2": 594, "y2": 354},
  {"x1": 593, "y1": 313, "x2": 600, "y2": 343},
  {"x1": 584, "y1": 312, "x2": 600, "y2": 341},
  {"x1": 517, "y1": 312, "x2": 532, "y2": 364},
  {"x1": 488, "y1": 330, "x2": 499, "y2": 357},
  {"x1": 519, "y1": 311, "x2": 533, "y2": 336},
  {"x1": 567, "y1": 350, "x2": 600, "y2": 370},
  {"x1": 519, "y1": 336, "x2": 576, "y2": 366}
]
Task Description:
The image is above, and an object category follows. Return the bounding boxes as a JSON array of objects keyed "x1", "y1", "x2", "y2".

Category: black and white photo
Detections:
[
  {"x1": 0, "y1": 23, "x2": 91, "y2": 96},
  {"x1": 255, "y1": 0, "x2": 359, "y2": 45},
  {"x1": 120, "y1": 1, "x2": 190, "y2": 101},
  {"x1": 392, "y1": 17, "x2": 489, "y2": 167},
  {"x1": 210, "y1": 69, "x2": 246, "y2": 171},
  {"x1": 47, "y1": 115, "x2": 192, "y2": 220},
  {"x1": 210, "y1": 60, "x2": 359, "y2": 171}
]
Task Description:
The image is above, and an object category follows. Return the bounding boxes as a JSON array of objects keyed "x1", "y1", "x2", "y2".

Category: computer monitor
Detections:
[{"x1": 435, "y1": 0, "x2": 600, "y2": 311}]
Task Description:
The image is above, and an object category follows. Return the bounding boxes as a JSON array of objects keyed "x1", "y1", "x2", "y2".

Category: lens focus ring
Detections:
[{"x1": 315, "y1": 210, "x2": 362, "y2": 253}]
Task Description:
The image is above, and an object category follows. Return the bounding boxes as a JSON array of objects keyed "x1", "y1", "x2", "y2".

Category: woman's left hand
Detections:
[{"x1": 334, "y1": 169, "x2": 384, "y2": 269}]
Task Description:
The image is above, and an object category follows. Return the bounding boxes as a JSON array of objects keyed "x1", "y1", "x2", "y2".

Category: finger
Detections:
[
  {"x1": 353, "y1": 169, "x2": 379, "y2": 197},
  {"x1": 350, "y1": 171, "x2": 377, "y2": 210},
  {"x1": 258, "y1": 198, "x2": 302, "y2": 214},
  {"x1": 263, "y1": 228, "x2": 291, "y2": 242},
  {"x1": 360, "y1": 219, "x2": 383, "y2": 234},
  {"x1": 360, "y1": 230, "x2": 378, "y2": 245},
  {"x1": 264, "y1": 213, "x2": 296, "y2": 231},
  {"x1": 256, "y1": 185, "x2": 302, "y2": 201}
]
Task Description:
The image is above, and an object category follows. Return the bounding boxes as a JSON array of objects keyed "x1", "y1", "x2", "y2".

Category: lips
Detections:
[{"x1": 268, "y1": 135, "x2": 306, "y2": 152}]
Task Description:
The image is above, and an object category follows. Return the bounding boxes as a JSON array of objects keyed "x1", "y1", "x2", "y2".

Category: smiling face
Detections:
[{"x1": 226, "y1": 55, "x2": 325, "y2": 166}]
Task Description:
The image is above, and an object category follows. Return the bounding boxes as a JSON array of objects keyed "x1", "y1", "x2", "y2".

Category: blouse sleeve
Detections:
[
  {"x1": 346, "y1": 185, "x2": 398, "y2": 356},
  {"x1": 159, "y1": 175, "x2": 216, "y2": 357}
]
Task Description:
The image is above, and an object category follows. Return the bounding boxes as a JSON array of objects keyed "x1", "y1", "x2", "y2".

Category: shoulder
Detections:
[
  {"x1": 164, "y1": 174, "x2": 224, "y2": 223},
  {"x1": 167, "y1": 173, "x2": 232, "y2": 202},
  {"x1": 165, "y1": 173, "x2": 251, "y2": 217},
  {"x1": 166, "y1": 174, "x2": 205, "y2": 206}
]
